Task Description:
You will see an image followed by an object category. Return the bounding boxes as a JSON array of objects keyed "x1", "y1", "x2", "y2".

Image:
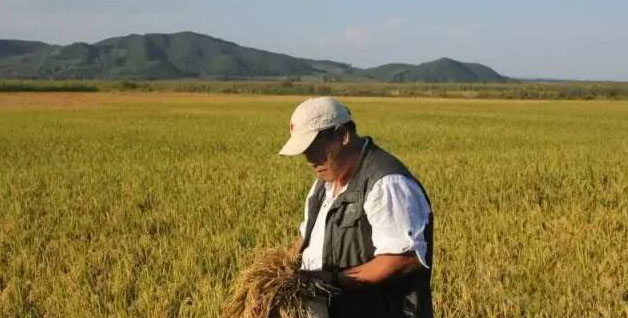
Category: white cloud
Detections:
[
  {"x1": 383, "y1": 17, "x2": 405, "y2": 29},
  {"x1": 304, "y1": 17, "x2": 411, "y2": 67},
  {"x1": 426, "y1": 23, "x2": 484, "y2": 41},
  {"x1": 344, "y1": 25, "x2": 370, "y2": 45},
  {"x1": 341, "y1": 17, "x2": 405, "y2": 46}
]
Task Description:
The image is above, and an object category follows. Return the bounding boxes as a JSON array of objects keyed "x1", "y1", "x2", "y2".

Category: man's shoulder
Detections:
[
  {"x1": 373, "y1": 174, "x2": 419, "y2": 187},
  {"x1": 368, "y1": 174, "x2": 424, "y2": 199},
  {"x1": 367, "y1": 141, "x2": 410, "y2": 170},
  {"x1": 363, "y1": 141, "x2": 414, "y2": 187}
]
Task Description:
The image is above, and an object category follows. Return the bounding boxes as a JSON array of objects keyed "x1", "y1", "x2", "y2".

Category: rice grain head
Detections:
[{"x1": 222, "y1": 248, "x2": 309, "y2": 318}]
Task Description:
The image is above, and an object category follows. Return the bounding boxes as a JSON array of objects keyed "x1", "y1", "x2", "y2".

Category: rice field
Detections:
[{"x1": 0, "y1": 92, "x2": 627, "y2": 317}]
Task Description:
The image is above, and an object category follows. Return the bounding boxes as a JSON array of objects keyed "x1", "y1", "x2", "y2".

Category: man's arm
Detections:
[
  {"x1": 338, "y1": 174, "x2": 431, "y2": 288},
  {"x1": 338, "y1": 252, "x2": 422, "y2": 289}
]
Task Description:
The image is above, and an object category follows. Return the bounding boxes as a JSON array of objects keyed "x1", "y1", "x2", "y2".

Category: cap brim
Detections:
[{"x1": 278, "y1": 130, "x2": 318, "y2": 156}]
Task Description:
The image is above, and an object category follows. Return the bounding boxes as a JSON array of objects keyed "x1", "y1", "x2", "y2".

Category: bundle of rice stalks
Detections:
[{"x1": 222, "y1": 248, "x2": 309, "y2": 318}]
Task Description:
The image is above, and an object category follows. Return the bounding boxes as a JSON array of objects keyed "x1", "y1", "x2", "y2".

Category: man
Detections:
[{"x1": 279, "y1": 97, "x2": 434, "y2": 318}]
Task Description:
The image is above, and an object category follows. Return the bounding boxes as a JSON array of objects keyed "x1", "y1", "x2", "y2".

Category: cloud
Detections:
[
  {"x1": 383, "y1": 17, "x2": 405, "y2": 29},
  {"x1": 341, "y1": 17, "x2": 405, "y2": 46},
  {"x1": 305, "y1": 17, "x2": 410, "y2": 67},
  {"x1": 344, "y1": 25, "x2": 369, "y2": 45},
  {"x1": 426, "y1": 23, "x2": 484, "y2": 42}
]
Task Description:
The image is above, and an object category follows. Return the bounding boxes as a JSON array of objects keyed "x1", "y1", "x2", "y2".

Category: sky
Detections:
[{"x1": 1, "y1": 0, "x2": 627, "y2": 81}]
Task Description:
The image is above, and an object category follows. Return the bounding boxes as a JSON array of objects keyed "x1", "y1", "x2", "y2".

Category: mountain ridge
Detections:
[{"x1": 0, "y1": 31, "x2": 507, "y2": 82}]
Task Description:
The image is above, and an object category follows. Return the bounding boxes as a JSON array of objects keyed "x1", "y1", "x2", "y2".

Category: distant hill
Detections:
[
  {"x1": 0, "y1": 40, "x2": 51, "y2": 58},
  {"x1": 361, "y1": 58, "x2": 507, "y2": 82},
  {"x1": 0, "y1": 32, "x2": 506, "y2": 82}
]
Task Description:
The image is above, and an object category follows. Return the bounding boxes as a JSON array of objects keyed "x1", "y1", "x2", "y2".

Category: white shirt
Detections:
[
  {"x1": 299, "y1": 174, "x2": 432, "y2": 270},
  {"x1": 300, "y1": 181, "x2": 348, "y2": 271},
  {"x1": 300, "y1": 181, "x2": 348, "y2": 318}
]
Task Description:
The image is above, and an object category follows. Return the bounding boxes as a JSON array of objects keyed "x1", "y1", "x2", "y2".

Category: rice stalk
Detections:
[{"x1": 222, "y1": 248, "x2": 309, "y2": 318}]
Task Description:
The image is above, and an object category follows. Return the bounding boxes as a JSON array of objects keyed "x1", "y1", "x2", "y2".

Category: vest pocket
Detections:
[{"x1": 338, "y1": 203, "x2": 362, "y2": 228}]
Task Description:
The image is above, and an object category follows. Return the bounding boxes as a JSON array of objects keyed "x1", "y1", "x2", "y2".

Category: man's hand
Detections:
[
  {"x1": 297, "y1": 270, "x2": 342, "y2": 297},
  {"x1": 298, "y1": 270, "x2": 336, "y2": 285}
]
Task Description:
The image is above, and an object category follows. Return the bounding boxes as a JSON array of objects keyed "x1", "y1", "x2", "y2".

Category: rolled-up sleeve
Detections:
[{"x1": 364, "y1": 174, "x2": 431, "y2": 269}]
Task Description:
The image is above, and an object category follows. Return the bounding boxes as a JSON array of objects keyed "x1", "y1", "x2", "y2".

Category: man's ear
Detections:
[{"x1": 341, "y1": 127, "x2": 350, "y2": 146}]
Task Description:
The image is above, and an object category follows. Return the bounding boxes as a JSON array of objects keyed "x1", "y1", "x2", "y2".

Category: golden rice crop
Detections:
[{"x1": 0, "y1": 93, "x2": 627, "y2": 317}]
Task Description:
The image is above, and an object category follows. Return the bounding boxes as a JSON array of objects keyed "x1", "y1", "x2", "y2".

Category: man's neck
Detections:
[{"x1": 334, "y1": 136, "x2": 367, "y2": 189}]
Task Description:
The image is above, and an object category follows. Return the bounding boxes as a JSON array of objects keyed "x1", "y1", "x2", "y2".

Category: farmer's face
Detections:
[{"x1": 304, "y1": 129, "x2": 346, "y2": 182}]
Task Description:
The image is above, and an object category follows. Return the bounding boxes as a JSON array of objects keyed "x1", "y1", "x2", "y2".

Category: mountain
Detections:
[
  {"x1": 0, "y1": 32, "x2": 352, "y2": 79},
  {"x1": 361, "y1": 58, "x2": 507, "y2": 83},
  {"x1": 0, "y1": 32, "x2": 505, "y2": 82},
  {"x1": 0, "y1": 40, "x2": 52, "y2": 58},
  {"x1": 359, "y1": 63, "x2": 415, "y2": 81},
  {"x1": 0, "y1": 40, "x2": 57, "y2": 78}
]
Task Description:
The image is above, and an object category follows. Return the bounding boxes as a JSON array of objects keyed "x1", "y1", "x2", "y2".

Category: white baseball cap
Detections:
[{"x1": 278, "y1": 97, "x2": 352, "y2": 156}]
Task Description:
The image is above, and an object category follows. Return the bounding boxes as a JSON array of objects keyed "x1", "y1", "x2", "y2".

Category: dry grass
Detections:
[{"x1": 222, "y1": 248, "x2": 307, "y2": 318}]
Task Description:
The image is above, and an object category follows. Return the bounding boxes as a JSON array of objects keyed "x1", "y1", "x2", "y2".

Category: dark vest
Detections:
[{"x1": 300, "y1": 137, "x2": 434, "y2": 318}]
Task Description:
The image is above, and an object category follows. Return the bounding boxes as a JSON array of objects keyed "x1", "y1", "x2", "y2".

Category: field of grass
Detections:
[
  {"x1": 1, "y1": 92, "x2": 627, "y2": 317},
  {"x1": 3, "y1": 79, "x2": 628, "y2": 100}
]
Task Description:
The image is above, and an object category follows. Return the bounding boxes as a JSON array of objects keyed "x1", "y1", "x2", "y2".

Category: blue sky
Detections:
[{"x1": 1, "y1": 0, "x2": 627, "y2": 81}]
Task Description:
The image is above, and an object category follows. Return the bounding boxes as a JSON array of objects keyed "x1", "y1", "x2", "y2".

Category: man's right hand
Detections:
[{"x1": 297, "y1": 270, "x2": 342, "y2": 297}]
